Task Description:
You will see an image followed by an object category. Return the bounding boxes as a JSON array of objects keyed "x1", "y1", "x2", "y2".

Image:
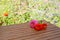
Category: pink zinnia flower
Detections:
[{"x1": 30, "y1": 20, "x2": 38, "y2": 28}]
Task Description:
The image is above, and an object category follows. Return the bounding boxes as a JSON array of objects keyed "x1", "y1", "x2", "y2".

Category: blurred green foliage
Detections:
[{"x1": 0, "y1": 0, "x2": 60, "y2": 27}]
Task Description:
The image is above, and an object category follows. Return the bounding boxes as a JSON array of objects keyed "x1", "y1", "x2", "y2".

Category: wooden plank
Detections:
[{"x1": 0, "y1": 21, "x2": 60, "y2": 40}]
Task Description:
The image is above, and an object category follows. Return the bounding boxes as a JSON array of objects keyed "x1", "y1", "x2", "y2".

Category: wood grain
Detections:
[{"x1": 0, "y1": 21, "x2": 60, "y2": 40}]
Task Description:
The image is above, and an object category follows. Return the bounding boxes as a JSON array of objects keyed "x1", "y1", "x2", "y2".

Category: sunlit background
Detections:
[{"x1": 0, "y1": 0, "x2": 60, "y2": 27}]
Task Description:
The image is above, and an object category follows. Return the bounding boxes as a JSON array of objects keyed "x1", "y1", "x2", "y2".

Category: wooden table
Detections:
[{"x1": 0, "y1": 21, "x2": 60, "y2": 40}]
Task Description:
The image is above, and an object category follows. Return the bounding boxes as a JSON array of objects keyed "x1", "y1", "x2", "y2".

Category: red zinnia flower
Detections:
[
  {"x1": 34, "y1": 23, "x2": 47, "y2": 31},
  {"x1": 42, "y1": 23, "x2": 47, "y2": 30},
  {"x1": 34, "y1": 24, "x2": 43, "y2": 31}
]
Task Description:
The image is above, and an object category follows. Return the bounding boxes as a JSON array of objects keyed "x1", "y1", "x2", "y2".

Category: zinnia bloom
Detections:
[
  {"x1": 34, "y1": 23, "x2": 47, "y2": 31},
  {"x1": 4, "y1": 12, "x2": 8, "y2": 16},
  {"x1": 30, "y1": 20, "x2": 38, "y2": 28},
  {"x1": 34, "y1": 24, "x2": 43, "y2": 31},
  {"x1": 42, "y1": 23, "x2": 47, "y2": 30}
]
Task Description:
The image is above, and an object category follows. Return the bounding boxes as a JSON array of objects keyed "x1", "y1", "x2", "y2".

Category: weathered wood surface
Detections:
[{"x1": 0, "y1": 21, "x2": 60, "y2": 40}]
